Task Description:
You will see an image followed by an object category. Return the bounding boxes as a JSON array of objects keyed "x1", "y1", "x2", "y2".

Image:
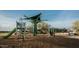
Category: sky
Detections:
[{"x1": 0, "y1": 10, "x2": 79, "y2": 31}]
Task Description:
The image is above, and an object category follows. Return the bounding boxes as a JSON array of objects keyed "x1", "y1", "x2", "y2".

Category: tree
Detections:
[
  {"x1": 37, "y1": 22, "x2": 49, "y2": 34},
  {"x1": 26, "y1": 22, "x2": 49, "y2": 34},
  {"x1": 73, "y1": 20, "x2": 79, "y2": 32},
  {"x1": 26, "y1": 25, "x2": 33, "y2": 33}
]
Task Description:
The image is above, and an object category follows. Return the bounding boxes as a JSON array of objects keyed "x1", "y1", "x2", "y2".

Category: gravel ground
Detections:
[{"x1": 0, "y1": 33, "x2": 79, "y2": 48}]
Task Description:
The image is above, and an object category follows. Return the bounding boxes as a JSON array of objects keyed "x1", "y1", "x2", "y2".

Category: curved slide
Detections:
[{"x1": 4, "y1": 28, "x2": 16, "y2": 39}]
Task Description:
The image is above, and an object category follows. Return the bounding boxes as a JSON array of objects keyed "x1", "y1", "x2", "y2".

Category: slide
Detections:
[{"x1": 4, "y1": 28, "x2": 16, "y2": 39}]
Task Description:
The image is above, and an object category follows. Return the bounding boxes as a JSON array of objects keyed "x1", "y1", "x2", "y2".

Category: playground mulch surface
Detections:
[{"x1": 0, "y1": 34, "x2": 79, "y2": 48}]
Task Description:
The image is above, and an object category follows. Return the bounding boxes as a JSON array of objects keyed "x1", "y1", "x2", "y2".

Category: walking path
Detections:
[
  {"x1": 68, "y1": 36, "x2": 79, "y2": 39},
  {"x1": 55, "y1": 33, "x2": 79, "y2": 39}
]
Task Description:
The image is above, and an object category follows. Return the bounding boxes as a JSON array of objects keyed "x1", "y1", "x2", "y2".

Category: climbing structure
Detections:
[
  {"x1": 24, "y1": 13, "x2": 42, "y2": 36},
  {"x1": 16, "y1": 18, "x2": 26, "y2": 41},
  {"x1": 4, "y1": 13, "x2": 44, "y2": 39}
]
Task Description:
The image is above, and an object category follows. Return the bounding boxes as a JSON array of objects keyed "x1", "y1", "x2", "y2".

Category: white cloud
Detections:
[
  {"x1": 45, "y1": 11, "x2": 79, "y2": 29},
  {"x1": 46, "y1": 19, "x2": 79, "y2": 29},
  {"x1": 0, "y1": 14, "x2": 33, "y2": 31},
  {"x1": 0, "y1": 14, "x2": 16, "y2": 31}
]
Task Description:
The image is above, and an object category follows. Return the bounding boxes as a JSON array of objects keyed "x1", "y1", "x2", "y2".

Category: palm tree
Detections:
[{"x1": 24, "y1": 13, "x2": 42, "y2": 36}]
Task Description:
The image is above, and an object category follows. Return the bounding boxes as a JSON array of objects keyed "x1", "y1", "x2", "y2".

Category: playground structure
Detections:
[
  {"x1": 24, "y1": 13, "x2": 42, "y2": 36},
  {"x1": 4, "y1": 13, "x2": 67, "y2": 41},
  {"x1": 3, "y1": 13, "x2": 45, "y2": 40}
]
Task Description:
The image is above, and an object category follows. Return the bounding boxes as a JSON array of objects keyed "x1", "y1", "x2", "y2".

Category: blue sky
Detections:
[{"x1": 0, "y1": 10, "x2": 79, "y2": 31}]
